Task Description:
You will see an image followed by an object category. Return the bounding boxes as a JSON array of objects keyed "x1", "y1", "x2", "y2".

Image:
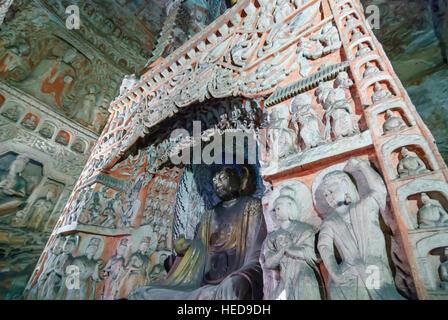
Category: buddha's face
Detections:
[
  {"x1": 323, "y1": 177, "x2": 347, "y2": 208},
  {"x1": 212, "y1": 168, "x2": 240, "y2": 201}
]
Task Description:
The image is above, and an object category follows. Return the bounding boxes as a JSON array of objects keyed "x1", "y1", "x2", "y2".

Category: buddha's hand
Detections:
[{"x1": 217, "y1": 275, "x2": 250, "y2": 300}]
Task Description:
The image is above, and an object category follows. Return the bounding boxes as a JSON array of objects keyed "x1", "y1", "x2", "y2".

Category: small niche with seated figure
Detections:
[
  {"x1": 392, "y1": 146, "x2": 432, "y2": 179},
  {"x1": 38, "y1": 121, "x2": 56, "y2": 139},
  {"x1": 20, "y1": 113, "x2": 39, "y2": 131},
  {"x1": 405, "y1": 191, "x2": 448, "y2": 230},
  {"x1": 1, "y1": 103, "x2": 23, "y2": 122},
  {"x1": 71, "y1": 139, "x2": 86, "y2": 154},
  {"x1": 55, "y1": 130, "x2": 71, "y2": 146},
  {"x1": 378, "y1": 108, "x2": 410, "y2": 135}
]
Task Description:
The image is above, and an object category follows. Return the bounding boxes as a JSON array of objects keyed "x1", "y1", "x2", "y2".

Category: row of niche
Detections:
[
  {"x1": 0, "y1": 99, "x2": 91, "y2": 155},
  {"x1": 335, "y1": 0, "x2": 403, "y2": 108}
]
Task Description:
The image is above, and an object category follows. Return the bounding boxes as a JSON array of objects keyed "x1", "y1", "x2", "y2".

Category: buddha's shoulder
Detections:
[{"x1": 242, "y1": 196, "x2": 262, "y2": 216}]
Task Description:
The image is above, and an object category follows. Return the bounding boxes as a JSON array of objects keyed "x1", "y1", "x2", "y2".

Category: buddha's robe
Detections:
[{"x1": 129, "y1": 196, "x2": 267, "y2": 300}]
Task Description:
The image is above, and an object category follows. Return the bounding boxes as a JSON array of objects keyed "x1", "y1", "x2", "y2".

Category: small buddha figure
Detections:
[
  {"x1": 39, "y1": 124, "x2": 54, "y2": 139},
  {"x1": 397, "y1": 147, "x2": 430, "y2": 178},
  {"x1": 267, "y1": 106, "x2": 297, "y2": 160},
  {"x1": 383, "y1": 110, "x2": 407, "y2": 134},
  {"x1": 71, "y1": 141, "x2": 85, "y2": 154},
  {"x1": 21, "y1": 115, "x2": 38, "y2": 130},
  {"x1": 345, "y1": 15, "x2": 357, "y2": 27},
  {"x1": 27, "y1": 188, "x2": 56, "y2": 230},
  {"x1": 350, "y1": 29, "x2": 364, "y2": 42},
  {"x1": 372, "y1": 82, "x2": 393, "y2": 103},
  {"x1": 0, "y1": 155, "x2": 29, "y2": 214},
  {"x1": 55, "y1": 132, "x2": 69, "y2": 146},
  {"x1": 356, "y1": 43, "x2": 371, "y2": 57},
  {"x1": 129, "y1": 166, "x2": 267, "y2": 300},
  {"x1": 263, "y1": 190, "x2": 321, "y2": 300},
  {"x1": 439, "y1": 248, "x2": 448, "y2": 290},
  {"x1": 363, "y1": 62, "x2": 380, "y2": 78},
  {"x1": 290, "y1": 93, "x2": 325, "y2": 150},
  {"x1": 1, "y1": 105, "x2": 20, "y2": 122},
  {"x1": 417, "y1": 193, "x2": 448, "y2": 228}
]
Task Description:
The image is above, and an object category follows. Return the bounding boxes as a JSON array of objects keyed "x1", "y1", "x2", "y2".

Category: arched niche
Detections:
[
  {"x1": 339, "y1": 9, "x2": 361, "y2": 29},
  {"x1": 404, "y1": 191, "x2": 448, "y2": 230},
  {"x1": 344, "y1": 23, "x2": 368, "y2": 43},
  {"x1": 336, "y1": 0, "x2": 354, "y2": 14},
  {"x1": 360, "y1": 75, "x2": 399, "y2": 105},
  {"x1": 55, "y1": 130, "x2": 71, "y2": 146},
  {"x1": 369, "y1": 99, "x2": 416, "y2": 136},
  {"x1": 415, "y1": 232, "x2": 448, "y2": 290},
  {"x1": 348, "y1": 37, "x2": 375, "y2": 60},
  {"x1": 353, "y1": 54, "x2": 386, "y2": 81},
  {"x1": 20, "y1": 113, "x2": 40, "y2": 131},
  {"x1": 38, "y1": 121, "x2": 56, "y2": 140},
  {"x1": 397, "y1": 179, "x2": 448, "y2": 230},
  {"x1": 0, "y1": 101, "x2": 25, "y2": 123},
  {"x1": 381, "y1": 135, "x2": 438, "y2": 180}
]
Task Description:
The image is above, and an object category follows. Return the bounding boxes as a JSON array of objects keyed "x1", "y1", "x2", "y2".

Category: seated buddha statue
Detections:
[{"x1": 128, "y1": 166, "x2": 267, "y2": 300}]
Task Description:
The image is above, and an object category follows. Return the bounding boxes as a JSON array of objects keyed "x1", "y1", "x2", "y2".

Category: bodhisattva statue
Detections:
[
  {"x1": 0, "y1": 155, "x2": 29, "y2": 214},
  {"x1": 263, "y1": 192, "x2": 321, "y2": 300},
  {"x1": 128, "y1": 166, "x2": 267, "y2": 300},
  {"x1": 417, "y1": 193, "x2": 448, "y2": 228},
  {"x1": 316, "y1": 157, "x2": 403, "y2": 300},
  {"x1": 102, "y1": 238, "x2": 129, "y2": 300}
]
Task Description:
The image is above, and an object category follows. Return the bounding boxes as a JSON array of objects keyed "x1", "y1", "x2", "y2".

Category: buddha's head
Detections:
[
  {"x1": 212, "y1": 166, "x2": 241, "y2": 201},
  {"x1": 321, "y1": 171, "x2": 360, "y2": 211}
]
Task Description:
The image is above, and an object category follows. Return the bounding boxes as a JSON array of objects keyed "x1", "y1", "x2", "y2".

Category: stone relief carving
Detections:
[
  {"x1": 290, "y1": 93, "x2": 325, "y2": 150},
  {"x1": 397, "y1": 147, "x2": 431, "y2": 178},
  {"x1": 314, "y1": 158, "x2": 403, "y2": 299},
  {"x1": 263, "y1": 187, "x2": 322, "y2": 300},
  {"x1": 383, "y1": 110, "x2": 408, "y2": 134},
  {"x1": 439, "y1": 248, "x2": 448, "y2": 290},
  {"x1": 417, "y1": 193, "x2": 448, "y2": 228}
]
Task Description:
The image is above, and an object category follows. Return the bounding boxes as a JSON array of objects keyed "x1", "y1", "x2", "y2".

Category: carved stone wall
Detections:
[{"x1": 27, "y1": 0, "x2": 448, "y2": 300}]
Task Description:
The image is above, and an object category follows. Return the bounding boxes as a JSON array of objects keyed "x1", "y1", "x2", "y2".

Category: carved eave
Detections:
[{"x1": 95, "y1": 0, "x2": 330, "y2": 173}]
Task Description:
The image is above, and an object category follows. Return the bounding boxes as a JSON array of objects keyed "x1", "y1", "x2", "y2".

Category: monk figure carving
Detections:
[{"x1": 129, "y1": 166, "x2": 267, "y2": 300}]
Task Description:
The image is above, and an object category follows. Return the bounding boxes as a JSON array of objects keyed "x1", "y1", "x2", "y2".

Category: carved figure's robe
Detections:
[
  {"x1": 319, "y1": 195, "x2": 402, "y2": 300},
  {"x1": 265, "y1": 222, "x2": 321, "y2": 300},
  {"x1": 128, "y1": 197, "x2": 266, "y2": 300}
]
